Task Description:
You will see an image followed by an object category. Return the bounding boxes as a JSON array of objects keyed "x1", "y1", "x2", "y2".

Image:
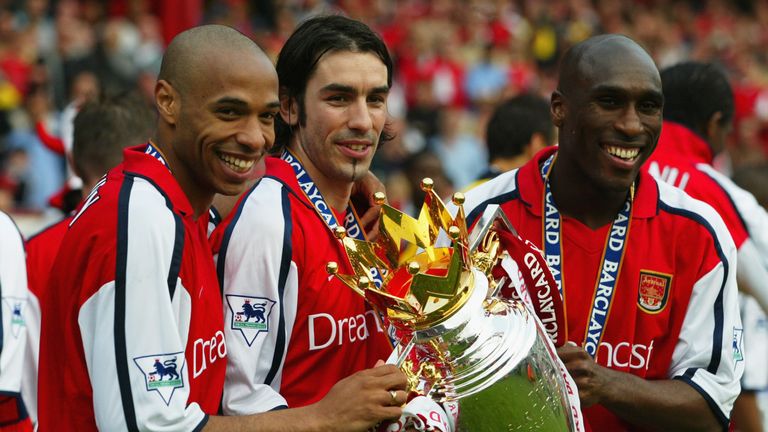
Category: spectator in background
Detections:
[
  {"x1": 23, "y1": 91, "x2": 155, "y2": 423},
  {"x1": 33, "y1": 70, "x2": 100, "y2": 212},
  {"x1": 5, "y1": 84, "x2": 65, "y2": 212},
  {"x1": 429, "y1": 107, "x2": 486, "y2": 190},
  {"x1": 464, "y1": 43, "x2": 508, "y2": 109},
  {"x1": 401, "y1": 148, "x2": 454, "y2": 216},
  {"x1": 469, "y1": 92, "x2": 554, "y2": 189}
]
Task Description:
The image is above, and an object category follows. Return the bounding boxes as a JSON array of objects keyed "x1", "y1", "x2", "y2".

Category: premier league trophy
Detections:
[{"x1": 326, "y1": 179, "x2": 580, "y2": 431}]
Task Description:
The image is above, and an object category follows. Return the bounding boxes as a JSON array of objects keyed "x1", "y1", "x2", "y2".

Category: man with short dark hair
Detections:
[
  {"x1": 212, "y1": 15, "x2": 451, "y2": 431},
  {"x1": 472, "y1": 93, "x2": 554, "y2": 186},
  {"x1": 457, "y1": 35, "x2": 742, "y2": 430}
]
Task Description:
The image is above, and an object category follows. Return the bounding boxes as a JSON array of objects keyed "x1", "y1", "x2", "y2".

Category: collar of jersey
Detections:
[
  {"x1": 263, "y1": 155, "x2": 349, "y2": 218},
  {"x1": 121, "y1": 144, "x2": 194, "y2": 217},
  {"x1": 518, "y1": 146, "x2": 658, "y2": 220},
  {"x1": 656, "y1": 121, "x2": 714, "y2": 165}
]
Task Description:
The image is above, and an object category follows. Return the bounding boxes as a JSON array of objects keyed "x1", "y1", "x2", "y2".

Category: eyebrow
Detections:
[
  {"x1": 214, "y1": 97, "x2": 281, "y2": 110},
  {"x1": 214, "y1": 97, "x2": 249, "y2": 106},
  {"x1": 320, "y1": 83, "x2": 390, "y2": 95},
  {"x1": 591, "y1": 84, "x2": 663, "y2": 100}
]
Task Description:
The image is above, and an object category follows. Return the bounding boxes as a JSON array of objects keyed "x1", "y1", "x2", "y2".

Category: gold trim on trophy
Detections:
[{"x1": 326, "y1": 178, "x2": 501, "y2": 330}]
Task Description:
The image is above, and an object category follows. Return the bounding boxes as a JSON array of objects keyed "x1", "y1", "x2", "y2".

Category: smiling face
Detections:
[
  {"x1": 552, "y1": 42, "x2": 663, "y2": 193},
  {"x1": 170, "y1": 50, "x2": 279, "y2": 199},
  {"x1": 283, "y1": 50, "x2": 389, "y2": 191}
]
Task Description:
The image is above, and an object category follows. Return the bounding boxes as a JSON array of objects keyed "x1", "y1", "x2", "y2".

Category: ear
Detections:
[
  {"x1": 155, "y1": 80, "x2": 178, "y2": 126},
  {"x1": 551, "y1": 91, "x2": 565, "y2": 128},
  {"x1": 279, "y1": 89, "x2": 299, "y2": 126},
  {"x1": 706, "y1": 111, "x2": 723, "y2": 143}
]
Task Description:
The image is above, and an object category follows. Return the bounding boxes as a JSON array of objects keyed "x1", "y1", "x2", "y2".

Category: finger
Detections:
[
  {"x1": 370, "y1": 363, "x2": 400, "y2": 374},
  {"x1": 371, "y1": 368, "x2": 408, "y2": 390},
  {"x1": 376, "y1": 405, "x2": 404, "y2": 421},
  {"x1": 386, "y1": 389, "x2": 408, "y2": 406},
  {"x1": 359, "y1": 205, "x2": 381, "y2": 227}
]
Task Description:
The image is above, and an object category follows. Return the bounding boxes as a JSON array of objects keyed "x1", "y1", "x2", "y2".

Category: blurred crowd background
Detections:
[{"x1": 3, "y1": 0, "x2": 768, "y2": 234}]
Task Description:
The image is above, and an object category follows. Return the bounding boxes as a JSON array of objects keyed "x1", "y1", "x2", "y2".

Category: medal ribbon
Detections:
[
  {"x1": 540, "y1": 154, "x2": 632, "y2": 357},
  {"x1": 145, "y1": 142, "x2": 170, "y2": 170},
  {"x1": 280, "y1": 149, "x2": 383, "y2": 287}
]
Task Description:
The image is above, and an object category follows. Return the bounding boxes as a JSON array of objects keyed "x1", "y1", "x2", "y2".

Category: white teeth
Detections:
[
  {"x1": 345, "y1": 144, "x2": 366, "y2": 152},
  {"x1": 218, "y1": 153, "x2": 254, "y2": 172},
  {"x1": 606, "y1": 146, "x2": 639, "y2": 160}
]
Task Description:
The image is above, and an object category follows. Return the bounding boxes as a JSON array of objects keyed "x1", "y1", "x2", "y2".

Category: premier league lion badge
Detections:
[
  {"x1": 732, "y1": 327, "x2": 744, "y2": 362},
  {"x1": 133, "y1": 352, "x2": 185, "y2": 405},
  {"x1": 226, "y1": 295, "x2": 276, "y2": 346},
  {"x1": 3, "y1": 297, "x2": 26, "y2": 338},
  {"x1": 637, "y1": 271, "x2": 671, "y2": 314}
]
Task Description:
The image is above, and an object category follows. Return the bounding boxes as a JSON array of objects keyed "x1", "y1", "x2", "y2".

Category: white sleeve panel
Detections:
[
  {"x1": 442, "y1": 169, "x2": 520, "y2": 248},
  {"x1": 659, "y1": 182, "x2": 743, "y2": 423},
  {"x1": 460, "y1": 169, "x2": 520, "y2": 221},
  {"x1": 0, "y1": 212, "x2": 28, "y2": 396},
  {"x1": 697, "y1": 163, "x2": 768, "y2": 266},
  {"x1": 21, "y1": 290, "x2": 39, "y2": 422},
  {"x1": 78, "y1": 179, "x2": 205, "y2": 431},
  {"x1": 220, "y1": 179, "x2": 292, "y2": 415},
  {"x1": 696, "y1": 164, "x2": 768, "y2": 313}
]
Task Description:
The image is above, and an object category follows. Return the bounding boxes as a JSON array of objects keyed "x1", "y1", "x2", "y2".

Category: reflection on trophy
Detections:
[{"x1": 326, "y1": 178, "x2": 580, "y2": 431}]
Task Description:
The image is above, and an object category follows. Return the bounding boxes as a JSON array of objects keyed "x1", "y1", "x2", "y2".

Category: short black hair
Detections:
[
  {"x1": 274, "y1": 14, "x2": 393, "y2": 150},
  {"x1": 158, "y1": 24, "x2": 263, "y2": 96},
  {"x1": 73, "y1": 92, "x2": 155, "y2": 183},
  {"x1": 486, "y1": 93, "x2": 553, "y2": 161},
  {"x1": 661, "y1": 61, "x2": 734, "y2": 132}
]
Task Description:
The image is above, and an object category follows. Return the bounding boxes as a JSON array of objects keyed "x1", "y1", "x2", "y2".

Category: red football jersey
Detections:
[
  {"x1": 460, "y1": 147, "x2": 742, "y2": 431},
  {"x1": 211, "y1": 156, "x2": 392, "y2": 414},
  {"x1": 23, "y1": 215, "x2": 70, "y2": 422},
  {"x1": 645, "y1": 121, "x2": 748, "y2": 248},
  {"x1": 38, "y1": 145, "x2": 226, "y2": 431}
]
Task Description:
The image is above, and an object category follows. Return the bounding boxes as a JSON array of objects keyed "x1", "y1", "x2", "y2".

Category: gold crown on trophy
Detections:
[{"x1": 327, "y1": 178, "x2": 499, "y2": 330}]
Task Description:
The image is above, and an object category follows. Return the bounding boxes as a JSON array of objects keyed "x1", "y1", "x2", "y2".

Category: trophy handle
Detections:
[
  {"x1": 467, "y1": 204, "x2": 516, "y2": 252},
  {"x1": 387, "y1": 336, "x2": 416, "y2": 368}
]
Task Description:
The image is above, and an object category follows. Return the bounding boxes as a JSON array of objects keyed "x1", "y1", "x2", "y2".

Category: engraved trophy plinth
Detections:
[{"x1": 327, "y1": 179, "x2": 579, "y2": 431}]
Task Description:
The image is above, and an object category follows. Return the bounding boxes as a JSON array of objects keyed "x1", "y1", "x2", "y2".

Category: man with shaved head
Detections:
[
  {"x1": 38, "y1": 24, "x2": 406, "y2": 431},
  {"x1": 456, "y1": 34, "x2": 742, "y2": 430}
]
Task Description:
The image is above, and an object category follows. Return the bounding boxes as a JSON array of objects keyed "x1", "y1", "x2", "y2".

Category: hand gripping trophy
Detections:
[{"x1": 327, "y1": 179, "x2": 583, "y2": 431}]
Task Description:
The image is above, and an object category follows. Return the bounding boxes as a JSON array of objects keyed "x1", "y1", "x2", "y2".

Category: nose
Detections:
[
  {"x1": 347, "y1": 98, "x2": 374, "y2": 132},
  {"x1": 615, "y1": 105, "x2": 643, "y2": 137},
  {"x1": 236, "y1": 117, "x2": 272, "y2": 153}
]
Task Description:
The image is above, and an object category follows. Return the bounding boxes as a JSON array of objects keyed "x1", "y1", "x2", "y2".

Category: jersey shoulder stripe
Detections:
[
  {"x1": 218, "y1": 176, "x2": 294, "y2": 387},
  {"x1": 695, "y1": 164, "x2": 750, "y2": 237},
  {"x1": 115, "y1": 175, "x2": 138, "y2": 431},
  {"x1": 265, "y1": 186, "x2": 292, "y2": 387},
  {"x1": 216, "y1": 179, "x2": 263, "y2": 290},
  {"x1": 113, "y1": 174, "x2": 186, "y2": 430},
  {"x1": 465, "y1": 168, "x2": 521, "y2": 227},
  {"x1": 657, "y1": 182, "x2": 731, "y2": 376}
]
